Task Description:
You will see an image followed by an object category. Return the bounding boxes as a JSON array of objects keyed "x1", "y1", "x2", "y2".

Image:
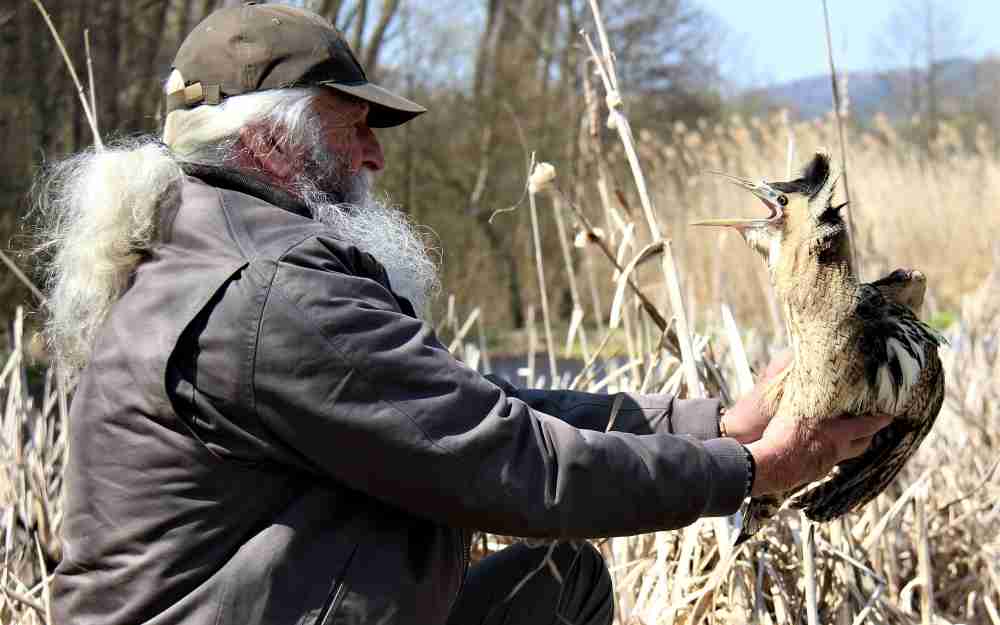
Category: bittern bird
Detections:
[{"x1": 695, "y1": 153, "x2": 946, "y2": 543}]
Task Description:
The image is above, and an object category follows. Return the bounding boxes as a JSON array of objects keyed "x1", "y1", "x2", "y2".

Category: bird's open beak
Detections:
[{"x1": 692, "y1": 172, "x2": 785, "y2": 231}]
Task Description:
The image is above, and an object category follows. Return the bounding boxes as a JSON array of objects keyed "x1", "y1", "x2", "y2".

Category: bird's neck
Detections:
[
  {"x1": 783, "y1": 261, "x2": 855, "y2": 323},
  {"x1": 774, "y1": 233, "x2": 858, "y2": 336},
  {"x1": 776, "y1": 257, "x2": 856, "y2": 378}
]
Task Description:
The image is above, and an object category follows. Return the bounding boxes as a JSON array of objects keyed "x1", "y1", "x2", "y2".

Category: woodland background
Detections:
[{"x1": 2, "y1": 0, "x2": 998, "y2": 336}]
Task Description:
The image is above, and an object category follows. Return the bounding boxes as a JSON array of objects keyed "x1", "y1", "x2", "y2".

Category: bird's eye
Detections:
[{"x1": 777, "y1": 195, "x2": 788, "y2": 206}]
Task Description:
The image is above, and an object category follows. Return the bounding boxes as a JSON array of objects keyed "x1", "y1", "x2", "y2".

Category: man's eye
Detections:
[{"x1": 777, "y1": 195, "x2": 788, "y2": 206}]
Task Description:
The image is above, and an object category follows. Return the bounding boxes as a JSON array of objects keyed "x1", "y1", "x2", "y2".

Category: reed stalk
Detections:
[
  {"x1": 30, "y1": 0, "x2": 102, "y2": 150},
  {"x1": 581, "y1": 10, "x2": 701, "y2": 397},
  {"x1": 821, "y1": 0, "x2": 859, "y2": 277},
  {"x1": 528, "y1": 180, "x2": 559, "y2": 385},
  {"x1": 551, "y1": 193, "x2": 591, "y2": 360}
]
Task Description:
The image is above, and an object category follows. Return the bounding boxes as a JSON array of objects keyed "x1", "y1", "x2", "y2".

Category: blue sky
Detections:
[{"x1": 701, "y1": 0, "x2": 1000, "y2": 86}]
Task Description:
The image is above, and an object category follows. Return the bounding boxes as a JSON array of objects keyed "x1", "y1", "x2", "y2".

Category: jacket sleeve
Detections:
[
  {"x1": 484, "y1": 375, "x2": 722, "y2": 440},
  {"x1": 251, "y1": 238, "x2": 748, "y2": 539}
]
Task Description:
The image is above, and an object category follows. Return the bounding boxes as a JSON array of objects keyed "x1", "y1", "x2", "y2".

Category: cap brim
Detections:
[{"x1": 321, "y1": 81, "x2": 427, "y2": 128}]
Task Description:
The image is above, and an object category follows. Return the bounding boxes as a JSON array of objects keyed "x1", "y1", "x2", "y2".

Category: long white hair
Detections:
[
  {"x1": 34, "y1": 87, "x2": 438, "y2": 372},
  {"x1": 33, "y1": 140, "x2": 182, "y2": 372}
]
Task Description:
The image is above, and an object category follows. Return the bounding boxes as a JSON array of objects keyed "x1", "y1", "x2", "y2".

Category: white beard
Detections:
[{"x1": 300, "y1": 170, "x2": 441, "y2": 318}]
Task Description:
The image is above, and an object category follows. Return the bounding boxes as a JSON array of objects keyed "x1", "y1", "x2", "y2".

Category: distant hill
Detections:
[{"x1": 751, "y1": 58, "x2": 979, "y2": 121}]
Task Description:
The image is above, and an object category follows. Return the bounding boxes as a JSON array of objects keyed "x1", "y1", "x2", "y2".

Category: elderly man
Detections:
[{"x1": 42, "y1": 3, "x2": 890, "y2": 625}]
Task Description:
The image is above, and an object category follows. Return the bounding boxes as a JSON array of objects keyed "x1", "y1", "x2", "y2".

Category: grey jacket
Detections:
[{"x1": 52, "y1": 166, "x2": 750, "y2": 625}]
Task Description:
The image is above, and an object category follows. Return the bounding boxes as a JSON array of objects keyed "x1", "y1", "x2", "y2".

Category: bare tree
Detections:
[
  {"x1": 0, "y1": 0, "x2": 724, "y2": 328},
  {"x1": 362, "y1": 0, "x2": 402, "y2": 78},
  {"x1": 372, "y1": 0, "x2": 726, "y2": 328},
  {"x1": 873, "y1": 0, "x2": 971, "y2": 142},
  {"x1": 971, "y1": 55, "x2": 1000, "y2": 138}
]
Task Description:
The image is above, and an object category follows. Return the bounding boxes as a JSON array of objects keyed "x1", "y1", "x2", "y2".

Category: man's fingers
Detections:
[{"x1": 752, "y1": 413, "x2": 894, "y2": 496}]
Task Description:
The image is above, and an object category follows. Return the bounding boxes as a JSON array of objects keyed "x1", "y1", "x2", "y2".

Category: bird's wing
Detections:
[
  {"x1": 789, "y1": 288, "x2": 946, "y2": 522},
  {"x1": 854, "y1": 286, "x2": 946, "y2": 414},
  {"x1": 790, "y1": 355, "x2": 944, "y2": 521}
]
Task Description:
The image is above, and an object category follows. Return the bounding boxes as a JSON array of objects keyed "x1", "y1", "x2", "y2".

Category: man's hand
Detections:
[
  {"x1": 747, "y1": 413, "x2": 894, "y2": 496},
  {"x1": 721, "y1": 351, "x2": 793, "y2": 444}
]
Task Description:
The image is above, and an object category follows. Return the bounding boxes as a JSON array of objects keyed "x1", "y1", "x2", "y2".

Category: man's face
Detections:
[
  {"x1": 297, "y1": 94, "x2": 440, "y2": 315},
  {"x1": 306, "y1": 91, "x2": 384, "y2": 197}
]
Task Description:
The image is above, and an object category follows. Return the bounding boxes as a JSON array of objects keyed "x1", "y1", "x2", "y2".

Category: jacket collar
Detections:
[
  {"x1": 175, "y1": 163, "x2": 421, "y2": 319},
  {"x1": 180, "y1": 163, "x2": 313, "y2": 220}
]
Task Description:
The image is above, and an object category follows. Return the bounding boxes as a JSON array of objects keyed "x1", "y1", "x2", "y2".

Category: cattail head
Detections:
[{"x1": 528, "y1": 162, "x2": 557, "y2": 194}]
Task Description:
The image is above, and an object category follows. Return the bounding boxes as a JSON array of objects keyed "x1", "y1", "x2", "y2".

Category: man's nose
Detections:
[{"x1": 360, "y1": 125, "x2": 384, "y2": 172}]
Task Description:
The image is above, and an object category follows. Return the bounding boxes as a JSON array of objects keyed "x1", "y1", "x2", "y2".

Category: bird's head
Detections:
[
  {"x1": 869, "y1": 268, "x2": 927, "y2": 312},
  {"x1": 693, "y1": 152, "x2": 850, "y2": 289}
]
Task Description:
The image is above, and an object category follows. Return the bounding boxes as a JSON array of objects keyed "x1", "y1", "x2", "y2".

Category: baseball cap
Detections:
[{"x1": 166, "y1": 1, "x2": 425, "y2": 128}]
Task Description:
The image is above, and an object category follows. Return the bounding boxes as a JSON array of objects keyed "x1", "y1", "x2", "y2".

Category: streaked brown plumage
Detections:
[{"x1": 696, "y1": 153, "x2": 946, "y2": 543}]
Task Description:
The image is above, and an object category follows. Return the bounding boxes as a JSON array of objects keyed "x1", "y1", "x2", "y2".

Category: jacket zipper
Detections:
[
  {"x1": 316, "y1": 543, "x2": 358, "y2": 625},
  {"x1": 454, "y1": 529, "x2": 470, "y2": 605},
  {"x1": 317, "y1": 581, "x2": 348, "y2": 625}
]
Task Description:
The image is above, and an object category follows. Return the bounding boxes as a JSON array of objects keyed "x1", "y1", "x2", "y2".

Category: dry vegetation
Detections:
[
  {"x1": 637, "y1": 111, "x2": 1000, "y2": 332},
  {"x1": 459, "y1": 112, "x2": 1000, "y2": 622},
  {"x1": 3, "y1": 3, "x2": 1000, "y2": 625}
]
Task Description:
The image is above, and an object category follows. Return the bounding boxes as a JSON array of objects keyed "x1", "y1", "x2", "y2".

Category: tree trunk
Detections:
[
  {"x1": 361, "y1": 0, "x2": 401, "y2": 80},
  {"x1": 479, "y1": 218, "x2": 526, "y2": 329},
  {"x1": 102, "y1": 0, "x2": 122, "y2": 134},
  {"x1": 177, "y1": 0, "x2": 196, "y2": 47},
  {"x1": 320, "y1": 0, "x2": 345, "y2": 25},
  {"x1": 197, "y1": 0, "x2": 216, "y2": 25},
  {"x1": 350, "y1": 0, "x2": 368, "y2": 59},
  {"x1": 129, "y1": 0, "x2": 171, "y2": 132},
  {"x1": 71, "y1": 0, "x2": 90, "y2": 151},
  {"x1": 473, "y1": 0, "x2": 504, "y2": 98}
]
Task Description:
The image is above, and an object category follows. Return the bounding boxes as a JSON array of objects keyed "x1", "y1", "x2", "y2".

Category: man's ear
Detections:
[{"x1": 238, "y1": 124, "x2": 297, "y2": 181}]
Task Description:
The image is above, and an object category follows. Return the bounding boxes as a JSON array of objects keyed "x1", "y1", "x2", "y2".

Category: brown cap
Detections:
[{"x1": 166, "y1": 2, "x2": 425, "y2": 128}]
